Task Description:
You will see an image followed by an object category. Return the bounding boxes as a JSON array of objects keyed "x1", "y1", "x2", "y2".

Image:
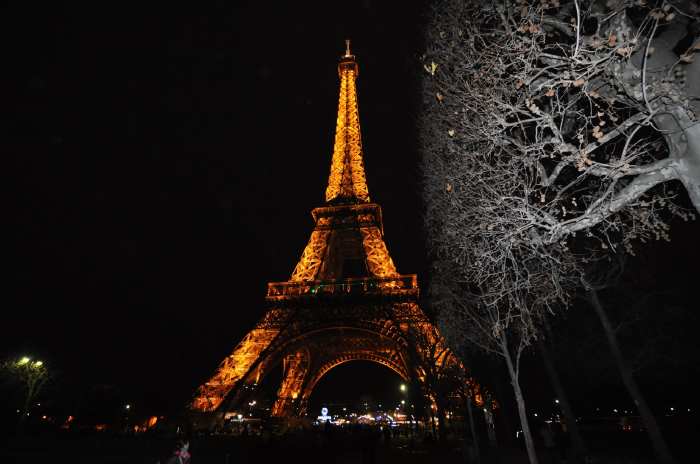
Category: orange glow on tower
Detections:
[
  {"x1": 189, "y1": 42, "x2": 482, "y2": 420},
  {"x1": 325, "y1": 39, "x2": 370, "y2": 204}
]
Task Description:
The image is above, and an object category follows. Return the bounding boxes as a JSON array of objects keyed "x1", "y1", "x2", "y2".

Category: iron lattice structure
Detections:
[{"x1": 191, "y1": 43, "x2": 479, "y2": 418}]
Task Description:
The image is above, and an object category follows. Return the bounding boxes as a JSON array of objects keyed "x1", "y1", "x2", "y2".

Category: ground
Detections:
[{"x1": 2, "y1": 425, "x2": 696, "y2": 464}]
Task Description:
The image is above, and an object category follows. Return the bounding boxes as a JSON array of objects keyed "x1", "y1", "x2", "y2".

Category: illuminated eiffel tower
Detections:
[{"x1": 191, "y1": 41, "x2": 478, "y2": 419}]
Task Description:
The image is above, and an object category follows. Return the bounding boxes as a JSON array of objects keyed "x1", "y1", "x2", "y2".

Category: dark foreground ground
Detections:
[{"x1": 1, "y1": 427, "x2": 696, "y2": 464}]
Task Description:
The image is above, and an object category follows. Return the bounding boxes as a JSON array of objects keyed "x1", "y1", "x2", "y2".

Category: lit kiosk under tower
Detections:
[{"x1": 191, "y1": 42, "x2": 478, "y2": 421}]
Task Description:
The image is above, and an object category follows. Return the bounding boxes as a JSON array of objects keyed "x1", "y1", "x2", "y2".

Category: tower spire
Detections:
[{"x1": 325, "y1": 40, "x2": 370, "y2": 204}]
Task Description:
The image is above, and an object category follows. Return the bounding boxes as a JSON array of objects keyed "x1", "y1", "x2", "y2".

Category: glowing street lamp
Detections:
[
  {"x1": 399, "y1": 384, "x2": 407, "y2": 393},
  {"x1": 14, "y1": 356, "x2": 45, "y2": 370},
  {"x1": 6, "y1": 355, "x2": 49, "y2": 431}
]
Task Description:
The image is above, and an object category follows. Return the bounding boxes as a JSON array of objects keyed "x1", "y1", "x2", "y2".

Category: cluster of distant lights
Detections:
[
  {"x1": 17, "y1": 376, "x2": 695, "y2": 424},
  {"x1": 530, "y1": 399, "x2": 692, "y2": 418},
  {"x1": 228, "y1": 383, "x2": 416, "y2": 422},
  {"x1": 21, "y1": 378, "x2": 413, "y2": 422}
]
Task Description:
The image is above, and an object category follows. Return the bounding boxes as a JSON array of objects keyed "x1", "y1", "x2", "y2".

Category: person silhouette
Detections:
[{"x1": 166, "y1": 440, "x2": 191, "y2": 464}]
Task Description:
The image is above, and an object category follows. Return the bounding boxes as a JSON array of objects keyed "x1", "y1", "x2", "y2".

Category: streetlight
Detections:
[
  {"x1": 5, "y1": 355, "x2": 49, "y2": 432},
  {"x1": 400, "y1": 383, "x2": 407, "y2": 393}
]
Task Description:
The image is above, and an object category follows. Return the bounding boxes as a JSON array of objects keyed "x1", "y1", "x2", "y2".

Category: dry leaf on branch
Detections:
[
  {"x1": 592, "y1": 126, "x2": 604, "y2": 139},
  {"x1": 650, "y1": 9, "x2": 665, "y2": 20}
]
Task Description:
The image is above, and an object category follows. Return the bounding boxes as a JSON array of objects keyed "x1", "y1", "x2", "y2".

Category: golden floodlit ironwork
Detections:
[
  {"x1": 191, "y1": 42, "x2": 479, "y2": 420},
  {"x1": 325, "y1": 40, "x2": 369, "y2": 204}
]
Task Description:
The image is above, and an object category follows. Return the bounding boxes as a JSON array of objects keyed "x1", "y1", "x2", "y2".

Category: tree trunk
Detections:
[
  {"x1": 501, "y1": 337, "x2": 539, "y2": 464},
  {"x1": 429, "y1": 405, "x2": 437, "y2": 438},
  {"x1": 491, "y1": 368, "x2": 516, "y2": 446},
  {"x1": 537, "y1": 340, "x2": 587, "y2": 462},
  {"x1": 655, "y1": 108, "x2": 700, "y2": 214},
  {"x1": 466, "y1": 394, "x2": 481, "y2": 464},
  {"x1": 588, "y1": 289, "x2": 675, "y2": 464},
  {"x1": 17, "y1": 383, "x2": 36, "y2": 435},
  {"x1": 437, "y1": 402, "x2": 447, "y2": 441}
]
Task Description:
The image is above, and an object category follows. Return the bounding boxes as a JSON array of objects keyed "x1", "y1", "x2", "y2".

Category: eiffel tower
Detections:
[{"x1": 191, "y1": 41, "x2": 476, "y2": 419}]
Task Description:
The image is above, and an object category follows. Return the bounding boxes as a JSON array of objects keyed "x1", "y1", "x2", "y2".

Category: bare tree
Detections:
[
  {"x1": 431, "y1": 265, "x2": 570, "y2": 464},
  {"x1": 422, "y1": 0, "x2": 697, "y2": 253},
  {"x1": 420, "y1": 1, "x2": 699, "y2": 463},
  {"x1": 1, "y1": 356, "x2": 50, "y2": 433},
  {"x1": 441, "y1": 358, "x2": 489, "y2": 464},
  {"x1": 536, "y1": 336, "x2": 587, "y2": 460},
  {"x1": 407, "y1": 324, "x2": 459, "y2": 440},
  {"x1": 580, "y1": 257, "x2": 678, "y2": 464}
]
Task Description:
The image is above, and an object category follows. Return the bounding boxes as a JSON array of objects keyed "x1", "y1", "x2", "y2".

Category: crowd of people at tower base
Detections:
[
  {"x1": 155, "y1": 416, "x2": 584, "y2": 464},
  {"x1": 157, "y1": 420, "x2": 462, "y2": 464}
]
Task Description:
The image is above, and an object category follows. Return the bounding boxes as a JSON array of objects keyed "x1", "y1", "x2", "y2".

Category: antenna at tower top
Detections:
[{"x1": 345, "y1": 39, "x2": 352, "y2": 57}]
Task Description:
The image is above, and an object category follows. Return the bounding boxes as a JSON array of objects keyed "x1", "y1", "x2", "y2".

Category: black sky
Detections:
[{"x1": 4, "y1": 0, "x2": 699, "y2": 417}]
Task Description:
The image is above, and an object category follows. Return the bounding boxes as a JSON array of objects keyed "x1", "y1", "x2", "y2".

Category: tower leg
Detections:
[{"x1": 271, "y1": 349, "x2": 310, "y2": 416}]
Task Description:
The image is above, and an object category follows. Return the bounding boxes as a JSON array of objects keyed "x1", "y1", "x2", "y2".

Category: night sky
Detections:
[{"x1": 4, "y1": 0, "x2": 699, "y2": 418}]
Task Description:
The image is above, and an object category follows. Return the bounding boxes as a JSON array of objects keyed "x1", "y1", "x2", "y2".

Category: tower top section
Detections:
[{"x1": 325, "y1": 40, "x2": 370, "y2": 204}]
